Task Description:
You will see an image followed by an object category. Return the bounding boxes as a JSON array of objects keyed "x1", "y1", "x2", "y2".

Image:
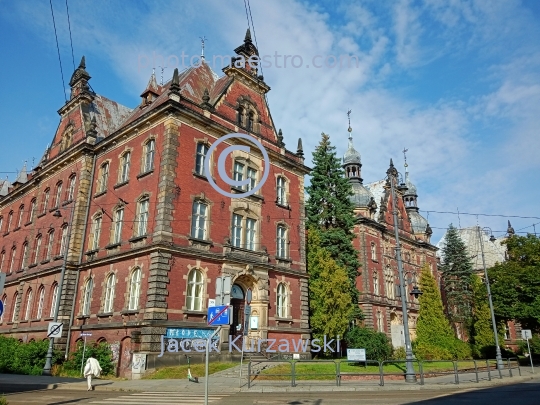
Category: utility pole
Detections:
[{"x1": 388, "y1": 161, "x2": 417, "y2": 383}]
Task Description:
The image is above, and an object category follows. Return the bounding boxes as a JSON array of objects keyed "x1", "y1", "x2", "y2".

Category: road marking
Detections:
[{"x1": 89, "y1": 392, "x2": 228, "y2": 404}]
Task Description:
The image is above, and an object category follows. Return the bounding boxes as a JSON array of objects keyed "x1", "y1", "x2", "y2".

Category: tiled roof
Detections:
[{"x1": 91, "y1": 95, "x2": 133, "y2": 139}]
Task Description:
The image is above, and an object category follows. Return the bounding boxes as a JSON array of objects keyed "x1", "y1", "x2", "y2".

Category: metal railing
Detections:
[{"x1": 246, "y1": 357, "x2": 522, "y2": 388}]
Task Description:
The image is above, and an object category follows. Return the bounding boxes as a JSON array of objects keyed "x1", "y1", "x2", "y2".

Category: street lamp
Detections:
[
  {"x1": 387, "y1": 160, "x2": 420, "y2": 383},
  {"x1": 42, "y1": 203, "x2": 76, "y2": 375},
  {"x1": 477, "y1": 226, "x2": 504, "y2": 370}
]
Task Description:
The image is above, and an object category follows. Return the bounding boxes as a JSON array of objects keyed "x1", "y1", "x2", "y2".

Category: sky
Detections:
[{"x1": 0, "y1": 0, "x2": 539, "y2": 244}]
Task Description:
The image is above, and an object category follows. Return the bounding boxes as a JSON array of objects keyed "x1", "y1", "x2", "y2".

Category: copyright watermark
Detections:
[{"x1": 205, "y1": 133, "x2": 269, "y2": 198}]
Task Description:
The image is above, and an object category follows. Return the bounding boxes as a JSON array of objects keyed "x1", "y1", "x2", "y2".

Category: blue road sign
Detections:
[
  {"x1": 207, "y1": 305, "x2": 230, "y2": 326},
  {"x1": 0, "y1": 300, "x2": 3, "y2": 318}
]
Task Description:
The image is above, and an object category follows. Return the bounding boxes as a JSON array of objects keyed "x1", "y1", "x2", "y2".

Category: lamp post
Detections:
[
  {"x1": 42, "y1": 203, "x2": 76, "y2": 375},
  {"x1": 388, "y1": 161, "x2": 422, "y2": 383},
  {"x1": 477, "y1": 226, "x2": 504, "y2": 370}
]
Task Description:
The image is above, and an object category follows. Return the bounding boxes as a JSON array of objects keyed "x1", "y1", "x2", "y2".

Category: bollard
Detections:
[
  {"x1": 473, "y1": 360, "x2": 479, "y2": 383},
  {"x1": 486, "y1": 359, "x2": 491, "y2": 381},
  {"x1": 336, "y1": 361, "x2": 341, "y2": 387},
  {"x1": 453, "y1": 361, "x2": 459, "y2": 384},
  {"x1": 247, "y1": 361, "x2": 251, "y2": 389},
  {"x1": 507, "y1": 358, "x2": 513, "y2": 377},
  {"x1": 380, "y1": 362, "x2": 385, "y2": 386},
  {"x1": 291, "y1": 361, "x2": 296, "y2": 387},
  {"x1": 419, "y1": 362, "x2": 424, "y2": 386}
]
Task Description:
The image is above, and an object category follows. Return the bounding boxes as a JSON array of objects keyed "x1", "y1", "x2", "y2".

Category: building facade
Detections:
[
  {"x1": 342, "y1": 129, "x2": 438, "y2": 347},
  {"x1": 0, "y1": 31, "x2": 310, "y2": 376}
]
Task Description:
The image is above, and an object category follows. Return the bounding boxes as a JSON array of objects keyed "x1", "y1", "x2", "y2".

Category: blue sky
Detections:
[{"x1": 1, "y1": 0, "x2": 539, "y2": 243}]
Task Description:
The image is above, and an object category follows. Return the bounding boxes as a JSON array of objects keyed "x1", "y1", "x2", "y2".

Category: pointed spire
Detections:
[
  {"x1": 297, "y1": 138, "x2": 304, "y2": 158},
  {"x1": 200, "y1": 36, "x2": 207, "y2": 60},
  {"x1": 277, "y1": 129, "x2": 285, "y2": 148},
  {"x1": 390, "y1": 158, "x2": 394, "y2": 167},
  {"x1": 69, "y1": 55, "x2": 91, "y2": 88},
  {"x1": 141, "y1": 71, "x2": 159, "y2": 98},
  {"x1": 14, "y1": 162, "x2": 28, "y2": 184},
  {"x1": 245, "y1": 28, "x2": 252, "y2": 43},
  {"x1": 79, "y1": 56, "x2": 86, "y2": 69},
  {"x1": 507, "y1": 220, "x2": 515, "y2": 236},
  {"x1": 168, "y1": 68, "x2": 181, "y2": 99}
]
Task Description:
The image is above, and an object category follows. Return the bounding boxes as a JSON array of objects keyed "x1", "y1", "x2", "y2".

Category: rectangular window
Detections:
[
  {"x1": 232, "y1": 214, "x2": 242, "y2": 248},
  {"x1": 54, "y1": 184, "x2": 62, "y2": 207},
  {"x1": 98, "y1": 164, "x2": 109, "y2": 193},
  {"x1": 120, "y1": 153, "x2": 130, "y2": 183},
  {"x1": 67, "y1": 176, "x2": 76, "y2": 201},
  {"x1": 41, "y1": 190, "x2": 50, "y2": 214},
  {"x1": 246, "y1": 168, "x2": 257, "y2": 191},
  {"x1": 233, "y1": 162, "x2": 244, "y2": 185},
  {"x1": 144, "y1": 140, "x2": 155, "y2": 173},
  {"x1": 277, "y1": 226, "x2": 287, "y2": 258},
  {"x1": 195, "y1": 143, "x2": 208, "y2": 175},
  {"x1": 277, "y1": 177, "x2": 286, "y2": 205},
  {"x1": 90, "y1": 217, "x2": 102, "y2": 250},
  {"x1": 113, "y1": 208, "x2": 124, "y2": 244},
  {"x1": 137, "y1": 199, "x2": 149, "y2": 236},
  {"x1": 246, "y1": 218, "x2": 256, "y2": 250},
  {"x1": 191, "y1": 202, "x2": 207, "y2": 240}
]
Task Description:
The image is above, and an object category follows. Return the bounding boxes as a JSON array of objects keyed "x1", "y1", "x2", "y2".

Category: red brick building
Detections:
[
  {"x1": 0, "y1": 30, "x2": 310, "y2": 376},
  {"x1": 342, "y1": 131, "x2": 438, "y2": 346}
]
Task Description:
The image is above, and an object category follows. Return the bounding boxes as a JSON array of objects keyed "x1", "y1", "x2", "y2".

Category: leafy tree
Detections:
[
  {"x1": 307, "y1": 228, "x2": 354, "y2": 355},
  {"x1": 344, "y1": 326, "x2": 392, "y2": 361},
  {"x1": 305, "y1": 133, "x2": 361, "y2": 317},
  {"x1": 439, "y1": 224, "x2": 474, "y2": 327},
  {"x1": 415, "y1": 264, "x2": 471, "y2": 360},
  {"x1": 489, "y1": 234, "x2": 540, "y2": 332}
]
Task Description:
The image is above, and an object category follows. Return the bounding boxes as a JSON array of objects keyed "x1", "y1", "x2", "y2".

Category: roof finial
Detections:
[
  {"x1": 158, "y1": 66, "x2": 166, "y2": 86},
  {"x1": 403, "y1": 147, "x2": 409, "y2": 172},
  {"x1": 347, "y1": 109, "x2": 352, "y2": 138},
  {"x1": 200, "y1": 36, "x2": 207, "y2": 60}
]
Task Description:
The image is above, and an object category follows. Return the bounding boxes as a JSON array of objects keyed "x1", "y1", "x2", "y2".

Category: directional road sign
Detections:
[
  {"x1": 207, "y1": 305, "x2": 230, "y2": 326},
  {"x1": 47, "y1": 322, "x2": 63, "y2": 338},
  {"x1": 81, "y1": 332, "x2": 92, "y2": 337},
  {"x1": 522, "y1": 329, "x2": 533, "y2": 340}
]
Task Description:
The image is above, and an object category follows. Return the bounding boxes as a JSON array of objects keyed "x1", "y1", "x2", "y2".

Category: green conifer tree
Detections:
[
  {"x1": 439, "y1": 224, "x2": 474, "y2": 326},
  {"x1": 305, "y1": 133, "x2": 361, "y2": 315},
  {"x1": 415, "y1": 264, "x2": 458, "y2": 359},
  {"x1": 307, "y1": 228, "x2": 354, "y2": 353}
]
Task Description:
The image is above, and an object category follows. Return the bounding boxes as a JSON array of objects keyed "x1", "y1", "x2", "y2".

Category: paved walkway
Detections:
[{"x1": 0, "y1": 367, "x2": 537, "y2": 394}]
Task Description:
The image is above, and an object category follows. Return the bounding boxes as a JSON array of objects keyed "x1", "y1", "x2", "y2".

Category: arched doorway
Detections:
[
  {"x1": 118, "y1": 336, "x2": 132, "y2": 378},
  {"x1": 231, "y1": 284, "x2": 245, "y2": 340}
]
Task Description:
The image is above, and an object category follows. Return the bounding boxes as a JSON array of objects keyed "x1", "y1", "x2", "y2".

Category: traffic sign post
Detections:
[
  {"x1": 204, "y1": 326, "x2": 222, "y2": 405},
  {"x1": 80, "y1": 332, "x2": 92, "y2": 376},
  {"x1": 215, "y1": 275, "x2": 231, "y2": 306},
  {"x1": 207, "y1": 305, "x2": 230, "y2": 326},
  {"x1": 522, "y1": 329, "x2": 534, "y2": 373}
]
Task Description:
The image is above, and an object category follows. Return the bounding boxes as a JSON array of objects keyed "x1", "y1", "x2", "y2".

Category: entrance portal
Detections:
[{"x1": 231, "y1": 284, "x2": 245, "y2": 340}]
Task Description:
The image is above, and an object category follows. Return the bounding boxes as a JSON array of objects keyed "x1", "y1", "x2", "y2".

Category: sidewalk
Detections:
[{"x1": 0, "y1": 368, "x2": 537, "y2": 394}]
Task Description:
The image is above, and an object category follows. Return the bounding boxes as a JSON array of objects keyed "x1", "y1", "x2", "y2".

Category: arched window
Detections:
[
  {"x1": 20, "y1": 242, "x2": 29, "y2": 268},
  {"x1": 9, "y1": 246, "x2": 16, "y2": 273},
  {"x1": 119, "y1": 152, "x2": 130, "y2": 184},
  {"x1": 104, "y1": 274, "x2": 115, "y2": 313},
  {"x1": 0, "y1": 296, "x2": 6, "y2": 323},
  {"x1": 7, "y1": 211, "x2": 13, "y2": 232},
  {"x1": 82, "y1": 278, "x2": 93, "y2": 316},
  {"x1": 89, "y1": 214, "x2": 102, "y2": 250},
  {"x1": 276, "y1": 225, "x2": 288, "y2": 258},
  {"x1": 143, "y1": 139, "x2": 155, "y2": 173},
  {"x1": 371, "y1": 243, "x2": 377, "y2": 261},
  {"x1": 135, "y1": 197, "x2": 149, "y2": 237},
  {"x1": 24, "y1": 289, "x2": 33, "y2": 320},
  {"x1": 377, "y1": 310, "x2": 384, "y2": 332},
  {"x1": 277, "y1": 283, "x2": 288, "y2": 318},
  {"x1": 11, "y1": 292, "x2": 18, "y2": 322},
  {"x1": 98, "y1": 163, "x2": 109, "y2": 193},
  {"x1": 231, "y1": 213, "x2": 257, "y2": 251},
  {"x1": 276, "y1": 176, "x2": 286, "y2": 205},
  {"x1": 53, "y1": 182, "x2": 62, "y2": 208},
  {"x1": 191, "y1": 201, "x2": 208, "y2": 240},
  {"x1": 59, "y1": 225, "x2": 68, "y2": 256},
  {"x1": 66, "y1": 175, "x2": 76, "y2": 201},
  {"x1": 17, "y1": 205, "x2": 24, "y2": 228},
  {"x1": 128, "y1": 268, "x2": 142, "y2": 310},
  {"x1": 32, "y1": 235, "x2": 42, "y2": 264},
  {"x1": 195, "y1": 143, "x2": 209, "y2": 176},
  {"x1": 28, "y1": 199, "x2": 37, "y2": 223},
  {"x1": 385, "y1": 266, "x2": 395, "y2": 299},
  {"x1": 186, "y1": 269, "x2": 203, "y2": 311},
  {"x1": 45, "y1": 230, "x2": 55, "y2": 260},
  {"x1": 36, "y1": 286, "x2": 45, "y2": 319},
  {"x1": 112, "y1": 207, "x2": 124, "y2": 244},
  {"x1": 49, "y1": 284, "x2": 58, "y2": 318},
  {"x1": 41, "y1": 189, "x2": 50, "y2": 214}
]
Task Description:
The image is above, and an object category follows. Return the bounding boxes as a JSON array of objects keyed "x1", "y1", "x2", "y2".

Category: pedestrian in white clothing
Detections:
[{"x1": 83, "y1": 355, "x2": 102, "y2": 391}]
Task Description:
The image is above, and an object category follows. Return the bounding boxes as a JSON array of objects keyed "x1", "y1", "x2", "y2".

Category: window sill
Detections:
[
  {"x1": 137, "y1": 170, "x2": 154, "y2": 179},
  {"x1": 13, "y1": 227, "x2": 20, "y2": 232},
  {"x1": 28, "y1": 263, "x2": 38, "y2": 268},
  {"x1": 230, "y1": 187, "x2": 264, "y2": 200},
  {"x1": 121, "y1": 310, "x2": 139, "y2": 315},
  {"x1": 49, "y1": 207, "x2": 59, "y2": 213},
  {"x1": 105, "y1": 243, "x2": 121, "y2": 250},
  {"x1": 275, "y1": 257, "x2": 292, "y2": 263},
  {"x1": 18, "y1": 320, "x2": 28, "y2": 324},
  {"x1": 114, "y1": 181, "x2": 129, "y2": 189},
  {"x1": 97, "y1": 312, "x2": 113, "y2": 317},
  {"x1": 40, "y1": 259, "x2": 50, "y2": 265},
  {"x1": 76, "y1": 315, "x2": 90, "y2": 320},
  {"x1": 129, "y1": 235, "x2": 147, "y2": 243},
  {"x1": 30, "y1": 318, "x2": 41, "y2": 322},
  {"x1": 188, "y1": 237, "x2": 213, "y2": 246},
  {"x1": 94, "y1": 190, "x2": 107, "y2": 198},
  {"x1": 183, "y1": 309, "x2": 206, "y2": 315},
  {"x1": 37, "y1": 213, "x2": 46, "y2": 219},
  {"x1": 85, "y1": 249, "x2": 99, "y2": 256},
  {"x1": 6, "y1": 322, "x2": 14, "y2": 325},
  {"x1": 44, "y1": 317, "x2": 53, "y2": 321},
  {"x1": 24, "y1": 221, "x2": 32, "y2": 227},
  {"x1": 275, "y1": 317, "x2": 293, "y2": 322},
  {"x1": 15, "y1": 268, "x2": 24, "y2": 273},
  {"x1": 53, "y1": 255, "x2": 63, "y2": 261},
  {"x1": 62, "y1": 200, "x2": 73, "y2": 207},
  {"x1": 3, "y1": 232, "x2": 9, "y2": 236},
  {"x1": 276, "y1": 203, "x2": 291, "y2": 210}
]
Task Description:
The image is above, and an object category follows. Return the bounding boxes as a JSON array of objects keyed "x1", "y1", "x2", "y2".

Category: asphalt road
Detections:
[{"x1": 1, "y1": 381, "x2": 539, "y2": 405}]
